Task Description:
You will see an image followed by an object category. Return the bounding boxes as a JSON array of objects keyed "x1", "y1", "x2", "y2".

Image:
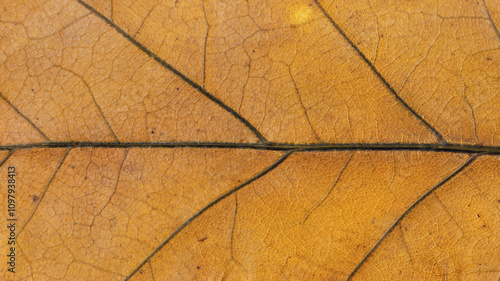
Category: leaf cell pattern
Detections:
[{"x1": 1, "y1": 0, "x2": 500, "y2": 280}]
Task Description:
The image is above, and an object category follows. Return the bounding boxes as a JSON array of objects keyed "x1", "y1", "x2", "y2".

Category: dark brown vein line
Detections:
[
  {"x1": 109, "y1": 0, "x2": 113, "y2": 21},
  {"x1": 89, "y1": 148, "x2": 128, "y2": 231},
  {"x1": 302, "y1": 151, "x2": 353, "y2": 223},
  {"x1": 148, "y1": 261, "x2": 156, "y2": 281},
  {"x1": 313, "y1": 0, "x2": 446, "y2": 144},
  {"x1": 75, "y1": 0, "x2": 268, "y2": 144},
  {"x1": 290, "y1": 71, "x2": 323, "y2": 142},
  {"x1": 229, "y1": 193, "x2": 238, "y2": 261},
  {"x1": 0, "y1": 92, "x2": 51, "y2": 142},
  {"x1": 201, "y1": 1, "x2": 209, "y2": 88},
  {"x1": 59, "y1": 66, "x2": 120, "y2": 142},
  {"x1": 482, "y1": 0, "x2": 500, "y2": 40},
  {"x1": 346, "y1": 153, "x2": 479, "y2": 280},
  {"x1": 123, "y1": 150, "x2": 294, "y2": 281},
  {"x1": 3, "y1": 141, "x2": 500, "y2": 154},
  {"x1": 18, "y1": 148, "x2": 70, "y2": 235},
  {"x1": 0, "y1": 150, "x2": 14, "y2": 168}
]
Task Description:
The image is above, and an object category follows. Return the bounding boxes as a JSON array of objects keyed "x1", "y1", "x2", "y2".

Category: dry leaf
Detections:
[{"x1": 1, "y1": 0, "x2": 499, "y2": 280}]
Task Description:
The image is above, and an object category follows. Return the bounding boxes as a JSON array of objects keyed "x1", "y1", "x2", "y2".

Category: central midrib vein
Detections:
[{"x1": 2, "y1": 142, "x2": 500, "y2": 154}]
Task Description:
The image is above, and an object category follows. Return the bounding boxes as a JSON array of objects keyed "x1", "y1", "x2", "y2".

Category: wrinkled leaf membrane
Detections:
[{"x1": 1, "y1": 0, "x2": 499, "y2": 280}]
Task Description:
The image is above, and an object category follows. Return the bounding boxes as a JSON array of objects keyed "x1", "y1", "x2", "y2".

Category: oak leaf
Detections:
[{"x1": 1, "y1": 0, "x2": 499, "y2": 280}]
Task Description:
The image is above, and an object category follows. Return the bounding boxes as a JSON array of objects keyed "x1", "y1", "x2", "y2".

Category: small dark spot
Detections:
[
  {"x1": 146, "y1": 195, "x2": 150, "y2": 198},
  {"x1": 151, "y1": 130, "x2": 155, "y2": 134},
  {"x1": 308, "y1": 3, "x2": 312, "y2": 6},
  {"x1": 486, "y1": 57, "x2": 491, "y2": 61},
  {"x1": 252, "y1": 49, "x2": 255, "y2": 53},
  {"x1": 371, "y1": 220, "x2": 374, "y2": 224},
  {"x1": 84, "y1": 176, "x2": 87, "y2": 179},
  {"x1": 176, "y1": 87, "x2": 179, "y2": 90},
  {"x1": 197, "y1": 266, "x2": 200, "y2": 270},
  {"x1": 71, "y1": 165, "x2": 75, "y2": 168},
  {"x1": 482, "y1": 225, "x2": 486, "y2": 227},
  {"x1": 31, "y1": 88, "x2": 34, "y2": 91},
  {"x1": 139, "y1": 269, "x2": 144, "y2": 274},
  {"x1": 477, "y1": 214, "x2": 480, "y2": 217},
  {"x1": 198, "y1": 237, "x2": 208, "y2": 242},
  {"x1": 110, "y1": 217, "x2": 117, "y2": 227},
  {"x1": 498, "y1": 199, "x2": 500, "y2": 203},
  {"x1": 32, "y1": 195, "x2": 39, "y2": 202}
]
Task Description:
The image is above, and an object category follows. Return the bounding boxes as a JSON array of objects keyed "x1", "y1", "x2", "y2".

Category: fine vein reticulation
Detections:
[
  {"x1": 482, "y1": 0, "x2": 500, "y2": 39},
  {"x1": 18, "y1": 148, "x2": 70, "y2": 235},
  {"x1": 313, "y1": 0, "x2": 446, "y2": 144},
  {"x1": 346, "y1": 153, "x2": 479, "y2": 280},
  {"x1": 74, "y1": 0, "x2": 446, "y2": 146},
  {"x1": 75, "y1": 0, "x2": 268, "y2": 144},
  {"x1": 0, "y1": 92, "x2": 51, "y2": 142},
  {"x1": 3, "y1": 1, "x2": 497, "y2": 280},
  {"x1": 123, "y1": 150, "x2": 294, "y2": 281}
]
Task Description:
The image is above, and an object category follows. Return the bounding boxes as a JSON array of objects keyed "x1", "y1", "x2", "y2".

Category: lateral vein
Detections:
[
  {"x1": 75, "y1": 0, "x2": 268, "y2": 143},
  {"x1": 123, "y1": 150, "x2": 294, "y2": 281},
  {"x1": 346, "y1": 153, "x2": 479, "y2": 280},
  {"x1": 313, "y1": 0, "x2": 446, "y2": 144}
]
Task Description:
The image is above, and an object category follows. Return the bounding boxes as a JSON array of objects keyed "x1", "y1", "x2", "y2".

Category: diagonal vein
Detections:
[
  {"x1": 58, "y1": 66, "x2": 120, "y2": 142},
  {"x1": 0, "y1": 150, "x2": 14, "y2": 167},
  {"x1": 482, "y1": 0, "x2": 500, "y2": 40},
  {"x1": 313, "y1": 0, "x2": 446, "y2": 144},
  {"x1": 303, "y1": 151, "x2": 354, "y2": 223},
  {"x1": 0, "y1": 92, "x2": 51, "y2": 142},
  {"x1": 74, "y1": 0, "x2": 268, "y2": 144},
  {"x1": 123, "y1": 150, "x2": 294, "y2": 281},
  {"x1": 89, "y1": 148, "x2": 128, "y2": 231},
  {"x1": 18, "y1": 148, "x2": 71, "y2": 235},
  {"x1": 346, "y1": 153, "x2": 479, "y2": 280}
]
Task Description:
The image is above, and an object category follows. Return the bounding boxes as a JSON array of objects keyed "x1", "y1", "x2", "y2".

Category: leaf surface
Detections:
[{"x1": 1, "y1": 0, "x2": 499, "y2": 280}]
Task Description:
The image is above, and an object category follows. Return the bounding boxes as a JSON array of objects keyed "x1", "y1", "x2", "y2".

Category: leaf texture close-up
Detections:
[{"x1": 1, "y1": 0, "x2": 500, "y2": 280}]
